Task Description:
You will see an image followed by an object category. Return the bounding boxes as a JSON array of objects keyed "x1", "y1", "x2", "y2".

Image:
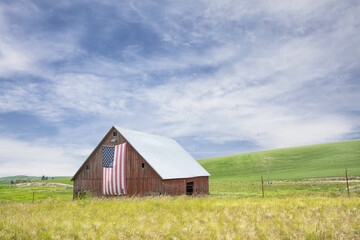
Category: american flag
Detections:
[{"x1": 102, "y1": 143, "x2": 127, "y2": 195}]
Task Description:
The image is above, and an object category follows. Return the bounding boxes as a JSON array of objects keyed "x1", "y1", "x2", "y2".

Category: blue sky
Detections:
[{"x1": 0, "y1": 0, "x2": 359, "y2": 177}]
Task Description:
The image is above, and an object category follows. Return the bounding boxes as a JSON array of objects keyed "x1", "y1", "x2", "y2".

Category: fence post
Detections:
[
  {"x1": 345, "y1": 168, "x2": 350, "y2": 197},
  {"x1": 33, "y1": 191, "x2": 35, "y2": 203},
  {"x1": 266, "y1": 157, "x2": 269, "y2": 184},
  {"x1": 261, "y1": 173, "x2": 264, "y2": 198}
]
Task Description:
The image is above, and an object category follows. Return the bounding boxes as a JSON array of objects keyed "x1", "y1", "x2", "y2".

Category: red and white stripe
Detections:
[{"x1": 103, "y1": 143, "x2": 127, "y2": 195}]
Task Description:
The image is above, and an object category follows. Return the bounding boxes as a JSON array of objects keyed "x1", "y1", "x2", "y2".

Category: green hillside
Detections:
[
  {"x1": 0, "y1": 176, "x2": 71, "y2": 185},
  {"x1": 0, "y1": 176, "x2": 41, "y2": 184},
  {"x1": 198, "y1": 140, "x2": 360, "y2": 182}
]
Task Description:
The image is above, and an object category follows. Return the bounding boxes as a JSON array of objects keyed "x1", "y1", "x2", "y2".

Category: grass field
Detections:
[
  {"x1": 198, "y1": 140, "x2": 360, "y2": 182},
  {"x1": 1, "y1": 140, "x2": 359, "y2": 239},
  {"x1": 210, "y1": 181, "x2": 360, "y2": 198},
  {"x1": 0, "y1": 177, "x2": 73, "y2": 202},
  {"x1": 1, "y1": 197, "x2": 359, "y2": 239},
  {"x1": 0, "y1": 184, "x2": 73, "y2": 202},
  {"x1": 1, "y1": 178, "x2": 359, "y2": 202}
]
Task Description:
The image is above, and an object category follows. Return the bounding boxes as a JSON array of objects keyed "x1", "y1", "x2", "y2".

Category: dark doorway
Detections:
[{"x1": 186, "y1": 182, "x2": 193, "y2": 195}]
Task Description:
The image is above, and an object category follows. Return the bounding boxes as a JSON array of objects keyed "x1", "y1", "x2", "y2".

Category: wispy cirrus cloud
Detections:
[{"x1": 0, "y1": 0, "x2": 359, "y2": 176}]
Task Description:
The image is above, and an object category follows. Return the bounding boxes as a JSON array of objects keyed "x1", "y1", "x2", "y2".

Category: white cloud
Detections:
[
  {"x1": 0, "y1": 137, "x2": 91, "y2": 177},
  {"x1": 0, "y1": 41, "x2": 33, "y2": 75},
  {"x1": 0, "y1": 0, "x2": 84, "y2": 78},
  {"x1": 0, "y1": 0, "x2": 358, "y2": 167},
  {"x1": 133, "y1": 17, "x2": 360, "y2": 148}
]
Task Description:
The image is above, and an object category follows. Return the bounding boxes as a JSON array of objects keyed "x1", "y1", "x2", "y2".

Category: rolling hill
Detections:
[
  {"x1": 198, "y1": 140, "x2": 360, "y2": 182},
  {"x1": 0, "y1": 176, "x2": 41, "y2": 184},
  {"x1": 0, "y1": 176, "x2": 71, "y2": 185},
  {"x1": 2, "y1": 140, "x2": 359, "y2": 184}
]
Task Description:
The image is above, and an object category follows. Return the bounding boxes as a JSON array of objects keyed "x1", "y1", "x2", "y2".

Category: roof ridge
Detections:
[{"x1": 113, "y1": 126, "x2": 175, "y2": 141}]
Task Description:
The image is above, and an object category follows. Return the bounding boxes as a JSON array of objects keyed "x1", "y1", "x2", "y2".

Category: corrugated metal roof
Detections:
[{"x1": 114, "y1": 126, "x2": 210, "y2": 180}]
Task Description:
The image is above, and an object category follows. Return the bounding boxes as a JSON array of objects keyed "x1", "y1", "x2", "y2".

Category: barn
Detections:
[{"x1": 71, "y1": 126, "x2": 210, "y2": 197}]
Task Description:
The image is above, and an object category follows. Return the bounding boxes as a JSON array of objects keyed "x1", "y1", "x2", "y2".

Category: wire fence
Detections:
[
  {"x1": 0, "y1": 186, "x2": 73, "y2": 202},
  {"x1": 210, "y1": 177, "x2": 360, "y2": 198},
  {"x1": 1, "y1": 175, "x2": 360, "y2": 202}
]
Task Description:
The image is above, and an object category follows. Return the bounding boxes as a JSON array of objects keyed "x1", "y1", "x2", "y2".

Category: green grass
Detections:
[
  {"x1": 0, "y1": 177, "x2": 73, "y2": 202},
  {"x1": 1, "y1": 197, "x2": 359, "y2": 239},
  {"x1": 0, "y1": 184, "x2": 73, "y2": 202},
  {"x1": 210, "y1": 181, "x2": 360, "y2": 198},
  {"x1": 198, "y1": 139, "x2": 360, "y2": 182},
  {"x1": 1, "y1": 140, "x2": 359, "y2": 238},
  {"x1": 1, "y1": 180, "x2": 359, "y2": 202}
]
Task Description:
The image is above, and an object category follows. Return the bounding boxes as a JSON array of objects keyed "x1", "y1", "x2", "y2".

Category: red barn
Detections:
[{"x1": 71, "y1": 126, "x2": 210, "y2": 197}]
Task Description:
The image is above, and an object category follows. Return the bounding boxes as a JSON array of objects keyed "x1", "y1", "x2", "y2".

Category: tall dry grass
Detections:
[{"x1": 0, "y1": 196, "x2": 359, "y2": 239}]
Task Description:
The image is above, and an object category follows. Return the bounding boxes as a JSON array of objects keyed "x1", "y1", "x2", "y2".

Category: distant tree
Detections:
[
  {"x1": 41, "y1": 175, "x2": 46, "y2": 180},
  {"x1": 10, "y1": 180, "x2": 14, "y2": 184}
]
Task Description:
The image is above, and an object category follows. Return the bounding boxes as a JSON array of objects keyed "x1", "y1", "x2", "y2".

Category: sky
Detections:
[{"x1": 0, "y1": 0, "x2": 359, "y2": 177}]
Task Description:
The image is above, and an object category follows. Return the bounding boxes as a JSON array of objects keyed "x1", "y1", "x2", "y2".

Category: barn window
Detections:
[
  {"x1": 85, "y1": 165, "x2": 90, "y2": 170},
  {"x1": 111, "y1": 132, "x2": 117, "y2": 143},
  {"x1": 186, "y1": 182, "x2": 194, "y2": 195},
  {"x1": 142, "y1": 163, "x2": 145, "y2": 169}
]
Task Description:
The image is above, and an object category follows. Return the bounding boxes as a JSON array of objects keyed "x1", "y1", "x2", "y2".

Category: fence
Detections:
[
  {"x1": 0, "y1": 186, "x2": 73, "y2": 202},
  {"x1": 1, "y1": 174, "x2": 359, "y2": 202},
  {"x1": 210, "y1": 176, "x2": 360, "y2": 198}
]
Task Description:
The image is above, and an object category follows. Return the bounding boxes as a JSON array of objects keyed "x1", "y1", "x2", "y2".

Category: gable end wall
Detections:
[{"x1": 73, "y1": 127, "x2": 163, "y2": 198}]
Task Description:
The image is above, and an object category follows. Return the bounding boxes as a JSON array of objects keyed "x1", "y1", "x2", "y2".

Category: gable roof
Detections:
[{"x1": 114, "y1": 126, "x2": 210, "y2": 180}]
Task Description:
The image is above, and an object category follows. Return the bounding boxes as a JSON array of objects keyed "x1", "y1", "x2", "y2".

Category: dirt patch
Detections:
[
  {"x1": 274, "y1": 176, "x2": 360, "y2": 183},
  {"x1": 301, "y1": 176, "x2": 360, "y2": 181},
  {"x1": 15, "y1": 182, "x2": 73, "y2": 187}
]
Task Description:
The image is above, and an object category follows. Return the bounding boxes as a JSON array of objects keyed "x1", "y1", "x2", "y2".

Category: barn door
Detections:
[{"x1": 186, "y1": 182, "x2": 193, "y2": 195}]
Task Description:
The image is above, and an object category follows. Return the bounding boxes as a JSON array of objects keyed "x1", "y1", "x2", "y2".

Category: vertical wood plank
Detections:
[{"x1": 73, "y1": 127, "x2": 209, "y2": 198}]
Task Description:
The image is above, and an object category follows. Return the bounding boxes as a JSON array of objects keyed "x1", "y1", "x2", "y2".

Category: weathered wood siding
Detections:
[
  {"x1": 73, "y1": 127, "x2": 210, "y2": 197},
  {"x1": 125, "y1": 142, "x2": 163, "y2": 196},
  {"x1": 163, "y1": 176, "x2": 209, "y2": 195},
  {"x1": 73, "y1": 127, "x2": 163, "y2": 198}
]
